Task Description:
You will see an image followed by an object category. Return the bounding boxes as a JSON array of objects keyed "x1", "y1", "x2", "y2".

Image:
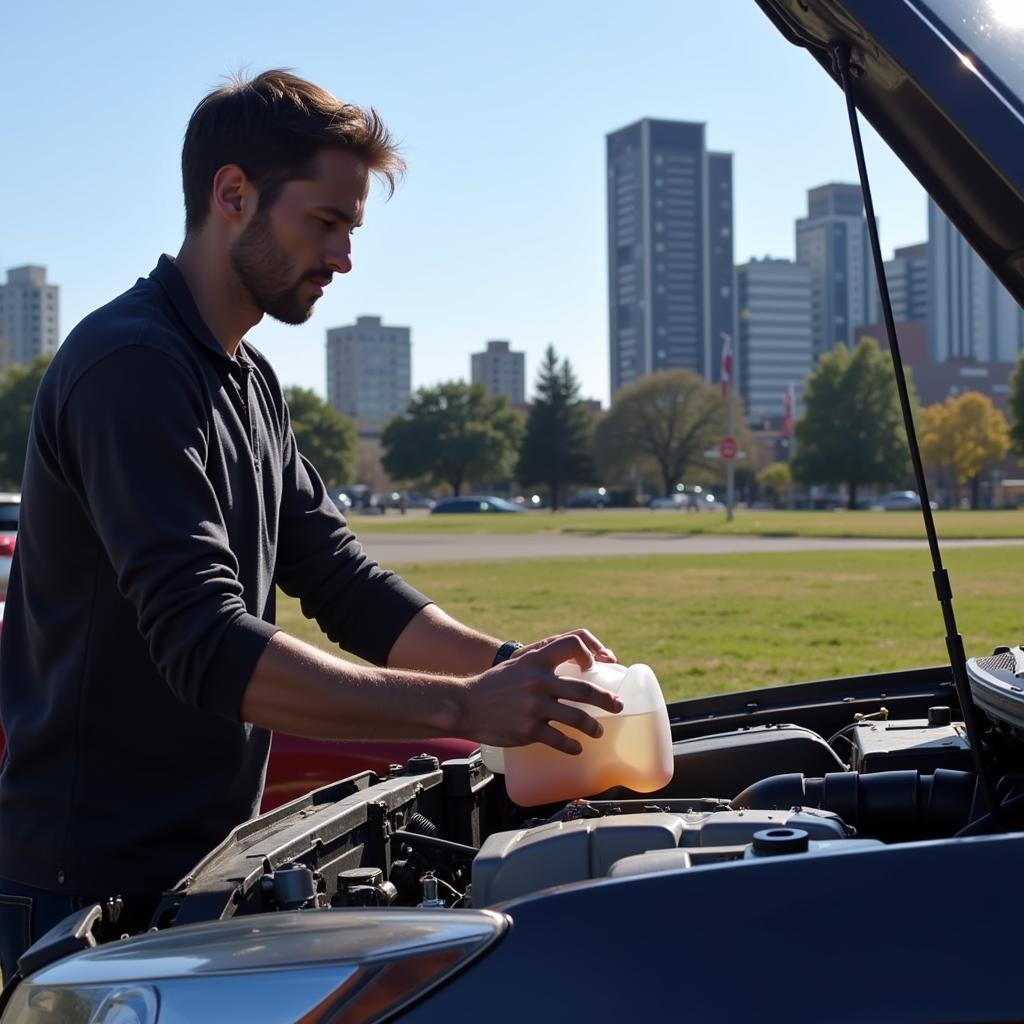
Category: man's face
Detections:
[{"x1": 230, "y1": 147, "x2": 367, "y2": 325}]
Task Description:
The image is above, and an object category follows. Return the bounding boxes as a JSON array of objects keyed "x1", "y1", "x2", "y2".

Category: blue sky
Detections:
[{"x1": 0, "y1": 0, "x2": 930, "y2": 405}]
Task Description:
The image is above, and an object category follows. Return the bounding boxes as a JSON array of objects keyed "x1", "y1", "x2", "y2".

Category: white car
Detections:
[{"x1": 876, "y1": 490, "x2": 938, "y2": 511}]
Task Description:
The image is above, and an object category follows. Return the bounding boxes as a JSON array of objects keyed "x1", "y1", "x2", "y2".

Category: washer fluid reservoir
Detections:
[{"x1": 482, "y1": 662, "x2": 673, "y2": 806}]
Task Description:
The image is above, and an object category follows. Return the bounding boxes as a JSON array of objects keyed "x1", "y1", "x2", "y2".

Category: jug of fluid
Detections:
[{"x1": 482, "y1": 661, "x2": 674, "y2": 807}]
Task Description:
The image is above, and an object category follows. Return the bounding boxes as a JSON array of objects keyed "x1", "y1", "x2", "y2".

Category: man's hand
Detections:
[
  {"x1": 509, "y1": 627, "x2": 617, "y2": 666},
  {"x1": 460, "y1": 634, "x2": 623, "y2": 755}
]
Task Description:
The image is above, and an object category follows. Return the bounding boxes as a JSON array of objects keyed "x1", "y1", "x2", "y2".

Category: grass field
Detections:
[
  {"x1": 277, "y1": 545, "x2": 1024, "y2": 703},
  {"x1": 354, "y1": 507, "x2": 1024, "y2": 540}
]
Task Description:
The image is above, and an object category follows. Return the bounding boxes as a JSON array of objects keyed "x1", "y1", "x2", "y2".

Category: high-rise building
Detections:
[
  {"x1": 884, "y1": 242, "x2": 929, "y2": 322},
  {"x1": 928, "y1": 198, "x2": 1023, "y2": 363},
  {"x1": 737, "y1": 258, "x2": 813, "y2": 420},
  {"x1": 325, "y1": 316, "x2": 411, "y2": 433},
  {"x1": 795, "y1": 183, "x2": 878, "y2": 359},
  {"x1": 470, "y1": 340, "x2": 526, "y2": 406},
  {"x1": 606, "y1": 118, "x2": 735, "y2": 399},
  {"x1": 0, "y1": 265, "x2": 60, "y2": 371}
]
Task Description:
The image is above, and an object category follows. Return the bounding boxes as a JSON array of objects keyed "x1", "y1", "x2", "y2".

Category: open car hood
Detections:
[{"x1": 754, "y1": 0, "x2": 1024, "y2": 307}]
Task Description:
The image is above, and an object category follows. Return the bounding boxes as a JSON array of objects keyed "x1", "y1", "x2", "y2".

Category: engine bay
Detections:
[{"x1": 144, "y1": 652, "x2": 1024, "y2": 931}]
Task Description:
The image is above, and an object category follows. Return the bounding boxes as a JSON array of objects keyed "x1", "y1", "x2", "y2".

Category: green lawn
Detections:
[
  {"x1": 277, "y1": 546, "x2": 1024, "y2": 702},
  {"x1": 354, "y1": 507, "x2": 1024, "y2": 540}
]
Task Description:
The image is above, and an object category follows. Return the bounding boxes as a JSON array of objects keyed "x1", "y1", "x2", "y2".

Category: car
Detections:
[
  {"x1": 328, "y1": 489, "x2": 353, "y2": 513},
  {"x1": 567, "y1": 487, "x2": 610, "y2": 508},
  {"x1": 6, "y1": 3, "x2": 1024, "y2": 1020},
  {"x1": 0, "y1": 494, "x2": 19, "y2": 600},
  {"x1": 875, "y1": 490, "x2": 940, "y2": 511},
  {"x1": 647, "y1": 493, "x2": 688, "y2": 510},
  {"x1": 431, "y1": 495, "x2": 525, "y2": 514}
]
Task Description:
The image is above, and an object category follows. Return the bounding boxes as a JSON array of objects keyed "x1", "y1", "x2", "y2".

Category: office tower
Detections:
[
  {"x1": 0, "y1": 265, "x2": 60, "y2": 371},
  {"x1": 928, "y1": 198, "x2": 1023, "y2": 363},
  {"x1": 737, "y1": 258, "x2": 813, "y2": 419},
  {"x1": 884, "y1": 242, "x2": 929, "y2": 322},
  {"x1": 470, "y1": 340, "x2": 526, "y2": 406},
  {"x1": 326, "y1": 316, "x2": 411, "y2": 432},
  {"x1": 606, "y1": 118, "x2": 735, "y2": 399},
  {"x1": 795, "y1": 183, "x2": 878, "y2": 359}
]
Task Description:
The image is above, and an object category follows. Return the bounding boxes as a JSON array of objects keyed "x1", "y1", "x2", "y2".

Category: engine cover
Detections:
[{"x1": 471, "y1": 809, "x2": 847, "y2": 906}]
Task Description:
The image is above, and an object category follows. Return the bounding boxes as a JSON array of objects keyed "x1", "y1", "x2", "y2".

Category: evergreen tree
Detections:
[{"x1": 516, "y1": 346, "x2": 595, "y2": 510}]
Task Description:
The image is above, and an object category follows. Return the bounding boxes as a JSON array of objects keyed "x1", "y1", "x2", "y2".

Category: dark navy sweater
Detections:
[{"x1": 0, "y1": 256, "x2": 430, "y2": 896}]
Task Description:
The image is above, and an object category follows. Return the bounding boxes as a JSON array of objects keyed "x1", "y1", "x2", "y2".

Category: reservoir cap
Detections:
[{"x1": 751, "y1": 827, "x2": 810, "y2": 856}]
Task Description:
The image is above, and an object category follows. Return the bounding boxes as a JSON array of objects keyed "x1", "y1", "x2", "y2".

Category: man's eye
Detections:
[{"x1": 315, "y1": 217, "x2": 334, "y2": 228}]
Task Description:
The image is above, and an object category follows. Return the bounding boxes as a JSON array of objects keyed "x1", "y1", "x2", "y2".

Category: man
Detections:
[{"x1": 0, "y1": 69, "x2": 621, "y2": 974}]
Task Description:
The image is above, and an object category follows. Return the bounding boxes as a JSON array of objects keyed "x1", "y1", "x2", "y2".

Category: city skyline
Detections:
[{"x1": 0, "y1": 1, "x2": 936, "y2": 407}]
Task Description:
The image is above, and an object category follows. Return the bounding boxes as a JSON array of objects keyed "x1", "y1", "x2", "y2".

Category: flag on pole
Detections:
[
  {"x1": 783, "y1": 384, "x2": 794, "y2": 438},
  {"x1": 720, "y1": 333, "x2": 733, "y2": 398}
]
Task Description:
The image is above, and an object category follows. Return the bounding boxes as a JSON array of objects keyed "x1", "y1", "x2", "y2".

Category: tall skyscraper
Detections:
[
  {"x1": 0, "y1": 265, "x2": 60, "y2": 371},
  {"x1": 737, "y1": 258, "x2": 813, "y2": 419},
  {"x1": 326, "y1": 316, "x2": 411, "y2": 433},
  {"x1": 928, "y1": 198, "x2": 1023, "y2": 363},
  {"x1": 470, "y1": 340, "x2": 526, "y2": 406},
  {"x1": 606, "y1": 118, "x2": 735, "y2": 399},
  {"x1": 884, "y1": 242, "x2": 929, "y2": 322},
  {"x1": 795, "y1": 183, "x2": 878, "y2": 359}
]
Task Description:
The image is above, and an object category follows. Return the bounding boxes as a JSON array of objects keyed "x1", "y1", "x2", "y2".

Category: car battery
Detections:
[{"x1": 848, "y1": 707, "x2": 972, "y2": 773}]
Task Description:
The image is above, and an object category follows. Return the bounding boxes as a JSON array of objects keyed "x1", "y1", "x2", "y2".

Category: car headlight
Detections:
[{"x1": 4, "y1": 909, "x2": 505, "y2": 1024}]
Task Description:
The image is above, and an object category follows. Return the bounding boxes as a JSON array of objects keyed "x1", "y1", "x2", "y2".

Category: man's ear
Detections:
[{"x1": 210, "y1": 165, "x2": 256, "y2": 226}]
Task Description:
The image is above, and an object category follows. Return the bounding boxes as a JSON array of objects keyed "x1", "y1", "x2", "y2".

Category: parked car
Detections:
[
  {"x1": 0, "y1": 493, "x2": 19, "y2": 600},
  {"x1": 7, "y1": 4, "x2": 1024, "y2": 1021},
  {"x1": 648, "y1": 493, "x2": 688, "y2": 510},
  {"x1": 512, "y1": 493, "x2": 545, "y2": 508},
  {"x1": 567, "y1": 487, "x2": 610, "y2": 508},
  {"x1": 431, "y1": 495, "x2": 525, "y2": 514},
  {"x1": 875, "y1": 490, "x2": 939, "y2": 511},
  {"x1": 328, "y1": 489, "x2": 353, "y2": 513},
  {"x1": 649, "y1": 487, "x2": 719, "y2": 511}
]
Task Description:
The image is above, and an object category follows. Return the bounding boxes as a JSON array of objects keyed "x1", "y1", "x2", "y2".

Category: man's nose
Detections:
[{"x1": 325, "y1": 240, "x2": 353, "y2": 275}]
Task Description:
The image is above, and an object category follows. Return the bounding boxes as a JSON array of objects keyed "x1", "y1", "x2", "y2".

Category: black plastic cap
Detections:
[
  {"x1": 751, "y1": 827, "x2": 810, "y2": 856},
  {"x1": 338, "y1": 867, "x2": 384, "y2": 889},
  {"x1": 927, "y1": 706, "x2": 952, "y2": 727},
  {"x1": 406, "y1": 753, "x2": 441, "y2": 774}
]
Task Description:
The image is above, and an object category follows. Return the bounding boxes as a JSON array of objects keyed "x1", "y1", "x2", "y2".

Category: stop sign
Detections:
[{"x1": 719, "y1": 436, "x2": 738, "y2": 460}]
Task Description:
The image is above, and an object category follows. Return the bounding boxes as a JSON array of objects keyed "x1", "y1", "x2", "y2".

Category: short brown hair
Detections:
[{"x1": 181, "y1": 69, "x2": 404, "y2": 233}]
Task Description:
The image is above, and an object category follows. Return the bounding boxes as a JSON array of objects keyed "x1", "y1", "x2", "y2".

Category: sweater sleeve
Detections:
[
  {"x1": 58, "y1": 346, "x2": 279, "y2": 719},
  {"x1": 273, "y1": 401, "x2": 432, "y2": 666}
]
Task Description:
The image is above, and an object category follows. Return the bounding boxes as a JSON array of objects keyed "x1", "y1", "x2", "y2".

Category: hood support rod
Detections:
[{"x1": 831, "y1": 42, "x2": 999, "y2": 823}]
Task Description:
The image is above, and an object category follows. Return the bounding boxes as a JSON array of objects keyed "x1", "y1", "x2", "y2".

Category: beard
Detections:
[{"x1": 230, "y1": 209, "x2": 318, "y2": 325}]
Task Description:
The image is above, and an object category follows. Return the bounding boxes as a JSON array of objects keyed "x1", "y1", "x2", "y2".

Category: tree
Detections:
[
  {"x1": 516, "y1": 346, "x2": 595, "y2": 510},
  {"x1": 381, "y1": 381, "x2": 523, "y2": 495},
  {"x1": 792, "y1": 338, "x2": 911, "y2": 509},
  {"x1": 593, "y1": 369, "x2": 727, "y2": 497},
  {"x1": 920, "y1": 392, "x2": 1009, "y2": 508},
  {"x1": 1009, "y1": 354, "x2": 1024, "y2": 461},
  {"x1": 283, "y1": 386, "x2": 357, "y2": 487},
  {"x1": 757, "y1": 462, "x2": 792, "y2": 507},
  {"x1": 0, "y1": 355, "x2": 53, "y2": 488}
]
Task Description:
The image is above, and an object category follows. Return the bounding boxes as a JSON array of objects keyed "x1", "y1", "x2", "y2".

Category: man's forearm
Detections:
[
  {"x1": 240, "y1": 630, "x2": 466, "y2": 740},
  {"x1": 386, "y1": 603, "x2": 501, "y2": 675}
]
